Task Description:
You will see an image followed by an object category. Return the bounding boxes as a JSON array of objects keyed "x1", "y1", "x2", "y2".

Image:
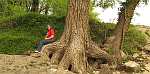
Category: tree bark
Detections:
[
  {"x1": 31, "y1": 0, "x2": 39, "y2": 12},
  {"x1": 57, "y1": 0, "x2": 91, "y2": 73},
  {"x1": 103, "y1": 0, "x2": 140, "y2": 63}
]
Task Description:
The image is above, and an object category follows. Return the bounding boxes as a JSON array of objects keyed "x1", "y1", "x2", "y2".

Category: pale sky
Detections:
[{"x1": 94, "y1": 1, "x2": 150, "y2": 26}]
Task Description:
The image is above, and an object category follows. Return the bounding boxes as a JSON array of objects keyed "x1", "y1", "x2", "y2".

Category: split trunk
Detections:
[{"x1": 104, "y1": 0, "x2": 140, "y2": 63}]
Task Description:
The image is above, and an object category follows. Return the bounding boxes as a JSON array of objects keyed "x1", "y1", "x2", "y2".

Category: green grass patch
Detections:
[
  {"x1": 0, "y1": 13, "x2": 64, "y2": 54},
  {"x1": 123, "y1": 26, "x2": 146, "y2": 55}
]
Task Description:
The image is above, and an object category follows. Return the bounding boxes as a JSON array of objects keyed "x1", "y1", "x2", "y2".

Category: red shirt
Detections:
[{"x1": 46, "y1": 28, "x2": 55, "y2": 39}]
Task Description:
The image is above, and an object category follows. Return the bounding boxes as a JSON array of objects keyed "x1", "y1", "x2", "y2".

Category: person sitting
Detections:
[{"x1": 35, "y1": 25, "x2": 55, "y2": 53}]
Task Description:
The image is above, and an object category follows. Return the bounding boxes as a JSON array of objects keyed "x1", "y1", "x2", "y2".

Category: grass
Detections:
[
  {"x1": 123, "y1": 26, "x2": 147, "y2": 55},
  {"x1": 0, "y1": 13, "x2": 64, "y2": 54},
  {"x1": 0, "y1": 13, "x2": 147, "y2": 55}
]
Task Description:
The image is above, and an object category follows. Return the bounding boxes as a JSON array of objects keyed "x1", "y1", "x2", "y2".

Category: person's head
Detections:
[{"x1": 48, "y1": 25, "x2": 51, "y2": 29}]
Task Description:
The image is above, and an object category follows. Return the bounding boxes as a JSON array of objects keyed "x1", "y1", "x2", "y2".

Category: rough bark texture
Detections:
[
  {"x1": 87, "y1": 41, "x2": 112, "y2": 62},
  {"x1": 57, "y1": 0, "x2": 90, "y2": 74},
  {"x1": 40, "y1": 41, "x2": 63, "y2": 62},
  {"x1": 103, "y1": 0, "x2": 140, "y2": 63},
  {"x1": 31, "y1": 0, "x2": 39, "y2": 12}
]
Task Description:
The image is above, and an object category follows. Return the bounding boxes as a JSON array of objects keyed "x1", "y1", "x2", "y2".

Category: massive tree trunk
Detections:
[
  {"x1": 31, "y1": 0, "x2": 39, "y2": 12},
  {"x1": 57, "y1": 0, "x2": 92, "y2": 73},
  {"x1": 103, "y1": 0, "x2": 140, "y2": 63},
  {"x1": 40, "y1": 0, "x2": 112, "y2": 73}
]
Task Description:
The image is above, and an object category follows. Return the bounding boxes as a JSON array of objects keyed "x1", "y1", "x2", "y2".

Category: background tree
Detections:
[
  {"x1": 103, "y1": 0, "x2": 149, "y2": 63},
  {"x1": 31, "y1": 0, "x2": 39, "y2": 12}
]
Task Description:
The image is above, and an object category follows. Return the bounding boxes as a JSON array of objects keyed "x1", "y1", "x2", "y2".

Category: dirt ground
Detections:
[
  {"x1": 0, "y1": 53, "x2": 77, "y2": 74},
  {"x1": 0, "y1": 53, "x2": 149, "y2": 74}
]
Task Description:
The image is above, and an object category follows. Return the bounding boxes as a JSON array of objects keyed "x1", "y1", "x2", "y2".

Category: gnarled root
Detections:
[
  {"x1": 87, "y1": 41, "x2": 113, "y2": 64},
  {"x1": 40, "y1": 41, "x2": 113, "y2": 74},
  {"x1": 50, "y1": 49, "x2": 64, "y2": 65},
  {"x1": 39, "y1": 41, "x2": 63, "y2": 62}
]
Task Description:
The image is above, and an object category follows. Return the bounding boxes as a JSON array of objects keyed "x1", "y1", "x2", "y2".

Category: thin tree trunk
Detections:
[
  {"x1": 25, "y1": 0, "x2": 32, "y2": 12},
  {"x1": 31, "y1": 0, "x2": 39, "y2": 12},
  {"x1": 45, "y1": 4, "x2": 49, "y2": 15},
  {"x1": 104, "y1": 0, "x2": 140, "y2": 63}
]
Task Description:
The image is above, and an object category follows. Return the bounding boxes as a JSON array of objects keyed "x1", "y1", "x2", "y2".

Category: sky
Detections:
[{"x1": 94, "y1": 1, "x2": 150, "y2": 26}]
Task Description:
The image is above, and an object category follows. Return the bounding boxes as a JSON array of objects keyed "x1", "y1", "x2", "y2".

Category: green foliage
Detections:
[
  {"x1": 140, "y1": 0, "x2": 149, "y2": 5},
  {"x1": 90, "y1": 23, "x2": 116, "y2": 43},
  {"x1": 0, "y1": 13, "x2": 64, "y2": 54},
  {"x1": 0, "y1": 0, "x2": 29, "y2": 16},
  {"x1": 0, "y1": 0, "x2": 30, "y2": 24},
  {"x1": 123, "y1": 26, "x2": 147, "y2": 55},
  {"x1": 43, "y1": 0, "x2": 68, "y2": 16},
  {"x1": 93, "y1": 0, "x2": 117, "y2": 8},
  {"x1": 0, "y1": 30, "x2": 36, "y2": 54},
  {"x1": 91, "y1": 23, "x2": 147, "y2": 55},
  {"x1": 41, "y1": 0, "x2": 100, "y2": 20},
  {"x1": 89, "y1": 0, "x2": 101, "y2": 23}
]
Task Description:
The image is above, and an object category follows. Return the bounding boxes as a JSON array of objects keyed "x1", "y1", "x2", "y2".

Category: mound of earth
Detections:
[{"x1": 0, "y1": 25, "x2": 149, "y2": 74}]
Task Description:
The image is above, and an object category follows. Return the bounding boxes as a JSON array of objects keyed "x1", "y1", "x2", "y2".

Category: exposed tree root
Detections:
[
  {"x1": 39, "y1": 41, "x2": 63, "y2": 62},
  {"x1": 38, "y1": 40, "x2": 113, "y2": 74},
  {"x1": 40, "y1": 41, "x2": 112, "y2": 63},
  {"x1": 41, "y1": 42, "x2": 60, "y2": 54},
  {"x1": 87, "y1": 41, "x2": 113, "y2": 64},
  {"x1": 50, "y1": 49, "x2": 64, "y2": 65}
]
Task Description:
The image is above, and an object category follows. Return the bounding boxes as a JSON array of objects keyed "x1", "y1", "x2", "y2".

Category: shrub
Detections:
[
  {"x1": 90, "y1": 23, "x2": 116, "y2": 43},
  {"x1": 123, "y1": 26, "x2": 146, "y2": 55}
]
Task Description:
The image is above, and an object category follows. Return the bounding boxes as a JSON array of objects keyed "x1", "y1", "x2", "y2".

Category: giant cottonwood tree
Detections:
[{"x1": 40, "y1": 0, "x2": 111, "y2": 74}]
